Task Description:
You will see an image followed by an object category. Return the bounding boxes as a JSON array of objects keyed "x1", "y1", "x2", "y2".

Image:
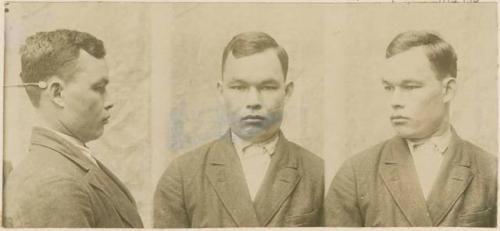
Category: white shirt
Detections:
[
  {"x1": 34, "y1": 125, "x2": 98, "y2": 166},
  {"x1": 231, "y1": 132, "x2": 279, "y2": 200},
  {"x1": 406, "y1": 127, "x2": 452, "y2": 199}
]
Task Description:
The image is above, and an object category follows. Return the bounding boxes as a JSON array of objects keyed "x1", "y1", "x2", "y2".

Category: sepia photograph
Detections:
[
  {"x1": 1, "y1": 1, "x2": 497, "y2": 229},
  {"x1": 3, "y1": 3, "x2": 151, "y2": 227},
  {"x1": 322, "y1": 3, "x2": 497, "y2": 227}
]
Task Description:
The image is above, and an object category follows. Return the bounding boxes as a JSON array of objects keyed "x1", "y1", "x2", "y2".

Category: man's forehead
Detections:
[
  {"x1": 223, "y1": 50, "x2": 284, "y2": 83},
  {"x1": 67, "y1": 50, "x2": 109, "y2": 84},
  {"x1": 76, "y1": 50, "x2": 107, "y2": 68},
  {"x1": 385, "y1": 47, "x2": 430, "y2": 69},
  {"x1": 382, "y1": 47, "x2": 435, "y2": 83},
  {"x1": 225, "y1": 76, "x2": 281, "y2": 84}
]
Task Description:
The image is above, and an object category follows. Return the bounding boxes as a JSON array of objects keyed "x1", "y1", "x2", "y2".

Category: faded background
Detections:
[
  {"x1": 3, "y1": 2, "x2": 152, "y2": 226},
  {"x1": 2, "y1": 2, "x2": 497, "y2": 228}
]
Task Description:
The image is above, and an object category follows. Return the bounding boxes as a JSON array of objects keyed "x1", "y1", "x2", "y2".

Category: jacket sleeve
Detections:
[
  {"x1": 153, "y1": 158, "x2": 190, "y2": 228},
  {"x1": 323, "y1": 159, "x2": 363, "y2": 227},
  {"x1": 10, "y1": 177, "x2": 94, "y2": 227}
]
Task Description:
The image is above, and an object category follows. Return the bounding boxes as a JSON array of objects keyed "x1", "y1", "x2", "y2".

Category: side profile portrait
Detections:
[
  {"x1": 324, "y1": 30, "x2": 497, "y2": 227},
  {"x1": 4, "y1": 29, "x2": 144, "y2": 228},
  {"x1": 153, "y1": 31, "x2": 324, "y2": 228}
]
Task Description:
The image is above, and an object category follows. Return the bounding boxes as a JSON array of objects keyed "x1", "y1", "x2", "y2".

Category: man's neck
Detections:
[
  {"x1": 406, "y1": 120, "x2": 451, "y2": 144},
  {"x1": 232, "y1": 130, "x2": 280, "y2": 146},
  {"x1": 34, "y1": 113, "x2": 85, "y2": 145}
]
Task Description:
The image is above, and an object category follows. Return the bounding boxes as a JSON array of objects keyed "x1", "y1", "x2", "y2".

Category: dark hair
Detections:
[
  {"x1": 221, "y1": 31, "x2": 288, "y2": 79},
  {"x1": 20, "y1": 29, "x2": 106, "y2": 106},
  {"x1": 386, "y1": 30, "x2": 457, "y2": 79}
]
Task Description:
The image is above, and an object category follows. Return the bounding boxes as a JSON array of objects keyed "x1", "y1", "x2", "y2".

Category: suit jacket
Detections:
[
  {"x1": 4, "y1": 127, "x2": 144, "y2": 228},
  {"x1": 153, "y1": 131, "x2": 324, "y2": 228},
  {"x1": 324, "y1": 128, "x2": 497, "y2": 227}
]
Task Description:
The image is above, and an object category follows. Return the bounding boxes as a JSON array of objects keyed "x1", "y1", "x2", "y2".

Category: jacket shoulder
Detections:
[
  {"x1": 8, "y1": 144, "x2": 88, "y2": 185},
  {"x1": 157, "y1": 139, "x2": 218, "y2": 185},
  {"x1": 461, "y1": 140, "x2": 497, "y2": 178},
  {"x1": 347, "y1": 139, "x2": 390, "y2": 170},
  {"x1": 172, "y1": 139, "x2": 217, "y2": 169},
  {"x1": 286, "y1": 141, "x2": 323, "y2": 169}
]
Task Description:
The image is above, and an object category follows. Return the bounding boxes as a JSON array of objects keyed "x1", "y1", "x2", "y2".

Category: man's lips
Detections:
[
  {"x1": 390, "y1": 115, "x2": 409, "y2": 123},
  {"x1": 242, "y1": 115, "x2": 266, "y2": 122},
  {"x1": 102, "y1": 116, "x2": 110, "y2": 124}
]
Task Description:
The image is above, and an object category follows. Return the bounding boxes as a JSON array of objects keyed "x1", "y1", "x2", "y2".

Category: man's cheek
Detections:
[{"x1": 85, "y1": 98, "x2": 102, "y2": 115}]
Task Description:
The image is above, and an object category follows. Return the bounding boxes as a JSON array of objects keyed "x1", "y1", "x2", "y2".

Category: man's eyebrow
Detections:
[
  {"x1": 381, "y1": 79, "x2": 391, "y2": 85},
  {"x1": 94, "y1": 77, "x2": 109, "y2": 85},
  {"x1": 227, "y1": 79, "x2": 247, "y2": 84},
  {"x1": 401, "y1": 79, "x2": 423, "y2": 85},
  {"x1": 260, "y1": 79, "x2": 280, "y2": 85}
]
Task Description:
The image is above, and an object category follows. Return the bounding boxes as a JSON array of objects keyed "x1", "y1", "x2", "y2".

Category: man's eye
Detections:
[
  {"x1": 261, "y1": 85, "x2": 278, "y2": 90},
  {"x1": 383, "y1": 85, "x2": 394, "y2": 91},
  {"x1": 403, "y1": 85, "x2": 421, "y2": 90},
  {"x1": 93, "y1": 85, "x2": 106, "y2": 93},
  {"x1": 229, "y1": 85, "x2": 246, "y2": 90}
]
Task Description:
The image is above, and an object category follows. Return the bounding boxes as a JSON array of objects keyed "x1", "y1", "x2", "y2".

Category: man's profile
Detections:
[
  {"x1": 153, "y1": 31, "x2": 324, "y2": 228},
  {"x1": 323, "y1": 30, "x2": 497, "y2": 227},
  {"x1": 4, "y1": 29, "x2": 144, "y2": 228}
]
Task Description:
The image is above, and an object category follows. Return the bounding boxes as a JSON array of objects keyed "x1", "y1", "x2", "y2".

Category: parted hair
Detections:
[
  {"x1": 222, "y1": 31, "x2": 288, "y2": 79},
  {"x1": 386, "y1": 30, "x2": 457, "y2": 79},
  {"x1": 20, "y1": 29, "x2": 105, "y2": 106}
]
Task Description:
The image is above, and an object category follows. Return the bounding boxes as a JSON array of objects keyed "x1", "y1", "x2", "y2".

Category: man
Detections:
[
  {"x1": 324, "y1": 31, "x2": 497, "y2": 227},
  {"x1": 154, "y1": 31, "x2": 324, "y2": 228},
  {"x1": 4, "y1": 29, "x2": 143, "y2": 228}
]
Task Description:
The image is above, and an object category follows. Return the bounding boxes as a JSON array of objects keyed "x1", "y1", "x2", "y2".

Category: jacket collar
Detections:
[
  {"x1": 30, "y1": 127, "x2": 95, "y2": 171},
  {"x1": 205, "y1": 130, "x2": 302, "y2": 227},
  {"x1": 380, "y1": 127, "x2": 473, "y2": 226},
  {"x1": 30, "y1": 127, "x2": 144, "y2": 228}
]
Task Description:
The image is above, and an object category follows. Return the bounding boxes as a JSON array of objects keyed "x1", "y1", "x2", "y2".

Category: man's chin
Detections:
[
  {"x1": 235, "y1": 127, "x2": 270, "y2": 142},
  {"x1": 82, "y1": 129, "x2": 104, "y2": 143},
  {"x1": 393, "y1": 127, "x2": 417, "y2": 139}
]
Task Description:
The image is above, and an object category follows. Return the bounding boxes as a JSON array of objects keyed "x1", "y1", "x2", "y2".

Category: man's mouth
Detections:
[
  {"x1": 242, "y1": 115, "x2": 266, "y2": 122},
  {"x1": 390, "y1": 115, "x2": 409, "y2": 123},
  {"x1": 102, "y1": 116, "x2": 110, "y2": 124}
]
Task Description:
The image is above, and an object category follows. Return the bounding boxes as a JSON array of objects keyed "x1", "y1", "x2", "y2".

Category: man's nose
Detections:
[
  {"x1": 390, "y1": 88, "x2": 404, "y2": 110},
  {"x1": 246, "y1": 87, "x2": 262, "y2": 110},
  {"x1": 104, "y1": 100, "x2": 114, "y2": 111}
]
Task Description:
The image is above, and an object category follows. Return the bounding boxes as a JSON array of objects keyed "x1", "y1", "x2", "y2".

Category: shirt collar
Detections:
[
  {"x1": 407, "y1": 126, "x2": 452, "y2": 155},
  {"x1": 231, "y1": 131, "x2": 280, "y2": 157},
  {"x1": 33, "y1": 123, "x2": 97, "y2": 165}
]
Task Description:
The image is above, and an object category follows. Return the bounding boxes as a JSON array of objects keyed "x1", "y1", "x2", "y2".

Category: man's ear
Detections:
[
  {"x1": 284, "y1": 81, "x2": 294, "y2": 102},
  {"x1": 47, "y1": 77, "x2": 65, "y2": 108},
  {"x1": 441, "y1": 77, "x2": 456, "y2": 103},
  {"x1": 216, "y1": 80, "x2": 227, "y2": 103},
  {"x1": 217, "y1": 81, "x2": 223, "y2": 95}
]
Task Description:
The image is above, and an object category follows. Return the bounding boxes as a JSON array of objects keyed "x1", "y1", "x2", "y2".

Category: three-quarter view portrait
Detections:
[{"x1": 1, "y1": 1, "x2": 497, "y2": 229}]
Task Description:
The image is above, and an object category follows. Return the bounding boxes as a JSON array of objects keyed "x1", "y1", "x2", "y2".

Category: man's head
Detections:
[
  {"x1": 20, "y1": 29, "x2": 113, "y2": 143},
  {"x1": 218, "y1": 32, "x2": 293, "y2": 143},
  {"x1": 382, "y1": 30, "x2": 457, "y2": 140}
]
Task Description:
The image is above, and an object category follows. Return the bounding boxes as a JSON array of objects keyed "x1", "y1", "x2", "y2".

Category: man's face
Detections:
[
  {"x1": 382, "y1": 47, "x2": 450, "y2": 140},
  {"x1": 219, "y1": 49, "x2": 292, "y2": 143},
  {"x1": 59, "y1": 51, "x2": 112, "y2": 143}
]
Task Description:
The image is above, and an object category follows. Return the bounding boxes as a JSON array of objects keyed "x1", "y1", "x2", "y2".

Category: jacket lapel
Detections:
[
  {"x1": 30, "y1": 127, "x2": 143, "y2": 228},
  {"x1": 31, "y1": 127, "x2": 95, "y2": 171},
  {"x1": 204, "y1": 132, "x2": 260, "y2": 227},
  {"x1": 87, "y1": 165, "x2": 144, "y2": 228},
  {"x1": 253, "y1": 133, "x2": 302, "y2": 226},
  {"x1": 379, "y1": 137, "x2": 433, "y2": 226},
  {"x1": 425, "y1": 129, "x2": 474, "y2": 225},
  {"x1": 95, "y1": 160, "x2": 137, "y2": 206}
]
